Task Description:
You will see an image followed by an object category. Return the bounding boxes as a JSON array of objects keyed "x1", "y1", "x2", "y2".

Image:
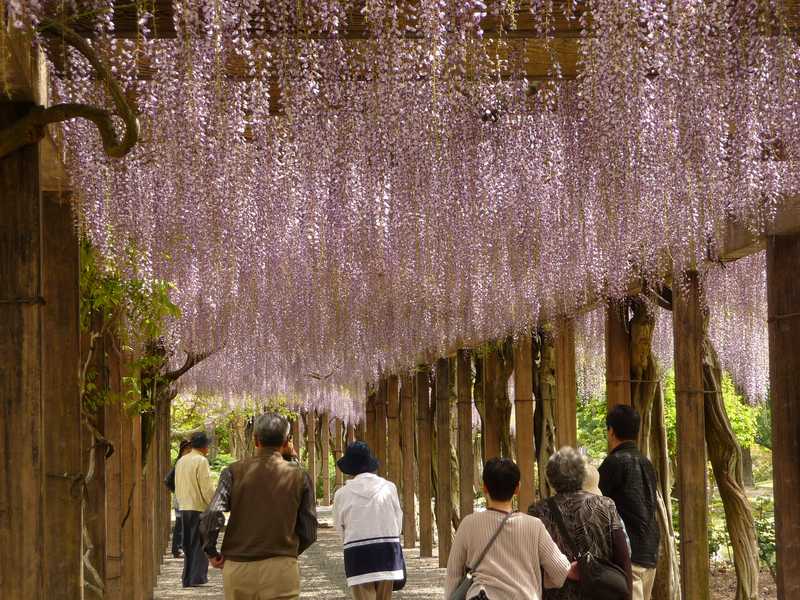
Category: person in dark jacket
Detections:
[
  {"x1": 200, "y1": 413, "x2": 318, "y2": 600},
  {"x1": 599, "y1": 405, "x2": 660, "y2": 600},
  {"x1": 164, "y1": 439, "x2": 192, "y2": 558}
]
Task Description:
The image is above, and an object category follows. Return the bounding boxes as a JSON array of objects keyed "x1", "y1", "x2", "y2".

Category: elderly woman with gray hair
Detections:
[{"x1": 528, "y1": 447, "x2": 632, "y2": 600}]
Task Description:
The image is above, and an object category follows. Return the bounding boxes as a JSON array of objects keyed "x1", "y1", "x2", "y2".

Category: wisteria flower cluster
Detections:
[{"x1": 13, "y1": 1, "x2": 791, "y2": 418}]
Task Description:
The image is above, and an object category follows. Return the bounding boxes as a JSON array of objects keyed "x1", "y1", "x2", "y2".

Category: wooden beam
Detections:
[
  {"x1": 554, "y1": 318, "x2": 578, "y2": 448},
  {"x1": 41, "y1": 190, "x2": 82, "y2": 599},
  {"x1": 306, "y1": 411, "x2": 318, "y2": 502},
  {"x1": 605, "y1": 300, "x2": 632, "y2": 409},
  {"x1": 400, "y1": 373, "x2": 417, "y2": 548},
  {"x1": 720, "y1": 197, "x2": 800, "y2": 262},
  {"x1": 513, "y1": 336, "x2": 536, "y2": 512},
  {"x1": 456, "y1": 350, "x2": 475, "y2": 521},
  {"x1": 766, "y1": 232, "x2": 800, "y2": 600},
  {"x1": 375, "y1": 379, "x2": 388, "y2": 478},
  {"x1": 0, "y1": 101, "x2": 44, "y2": 600},
  {"x1": 435, "y1": 358, "x2": 453, "y2": 568},
  {"x1": 416, "y1": 368, "x2": 434, "y2": 558},
  {"x1": 320, "y1": 411, "x2": 331, "y2": 505},
  {"x1": 333, "y1": 419, "x2": 344, "y2": 491},
  {"x1": 672, "y1": 270, "x2": 710, "y2": 600},
  {"x1": 482, "y1": 348, "x2": 502, "y2": 460},
  {"x1": 387, "y1": 375, "x2": 402, "y2": 487}
]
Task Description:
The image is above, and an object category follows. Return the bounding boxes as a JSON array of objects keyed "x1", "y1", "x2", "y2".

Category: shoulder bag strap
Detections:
[
  {"x1": 467, "y1": 511, "x2": 514, "y2": 572},
  {"x1": 546, "y1": 497, "x2": 579, "y2": 560}
]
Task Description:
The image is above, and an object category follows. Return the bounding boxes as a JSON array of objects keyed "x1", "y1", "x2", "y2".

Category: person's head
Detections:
[
  {"x1": 606, "y1": 404, "x2": 641, "y2": 448},
  {"x1": 176, "y1": 439, "x2": 192, "y2": 462},
  {"x1": 582, "y1": 462, "x2": 602, "y2": 496},
  {"x1": 546, "y1": 447, "x2": 587, "y2": 494},
  {"x1": 336, "y1": 441, "x2": 379, "y2": 476},
  {"x1": 482, "y1": 457, "x2": 520, "y2": 503},
  {"x1": 253, "y1": 413, "x2": 291, "y2": 452},
  {"x1": 190, "y1": 431, "x2": 210, "y2": 455}
]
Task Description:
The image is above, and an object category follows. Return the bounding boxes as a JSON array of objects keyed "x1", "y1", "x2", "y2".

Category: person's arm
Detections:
[
  {"x1": 538, "y1": 522, "x2": 571, "y2": 589},
  {"x1": 444, "y1": 519, "x2": 469, "y2": 598},
  {"x1": 199, "y1": 468, "x2": 232, "y2": 559},
  {"x1": 332, "y1": 489, "x2": 346, "y2": 539},
  {"x1": 598, "y1": 456, "x2": 622, "y2": 498},
  {"x1": 296, "y1": 471, "x2": 318, "y2": 555},
  {"x1": 391, "y1": 483, "x2": 403, "y2": 534},
  {"x1": 198, "y1": 457, "x2": 216, "y2": 506},
  {"x1": 612, "y1": 527, "x2": 633, "y2": 599},
  {"x1": 164, "y1": 466, "x2": 176, "y2": 493}
]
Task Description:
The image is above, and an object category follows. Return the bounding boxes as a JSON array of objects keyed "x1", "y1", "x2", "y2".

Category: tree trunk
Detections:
[
  {"x1": 741, "y1": 447, "x2": 754, "y2": 488},
  {"x1": 703, "y1": 337, "x2": 759, "y2": 600},
  {"x1": 495, "y1": 338, "x2": 515, "y2": 460},
  {"x1": 533, "y1": 331, "x2": 557, "y2": 500}
]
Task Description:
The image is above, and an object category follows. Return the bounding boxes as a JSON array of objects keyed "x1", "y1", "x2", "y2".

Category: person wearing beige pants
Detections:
[
  {"x1": 350, "y1": 580, "x2": 393, "y2": 600},
  {"x1": 222, "y1": 556, "x2": 300, "y2": 600},
  {"x1": 631, "y1": 564, "x2": 656, "y2": 600}
]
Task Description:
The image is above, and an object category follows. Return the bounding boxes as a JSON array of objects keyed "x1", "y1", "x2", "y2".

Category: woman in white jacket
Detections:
[{"x1": 333, "y1": 441, "x2": 404, "y2": 600}]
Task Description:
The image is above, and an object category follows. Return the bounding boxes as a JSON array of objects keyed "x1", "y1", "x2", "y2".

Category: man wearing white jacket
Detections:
[{"x1": 333, "y1": 441, "x2": 405, "y2": 600}]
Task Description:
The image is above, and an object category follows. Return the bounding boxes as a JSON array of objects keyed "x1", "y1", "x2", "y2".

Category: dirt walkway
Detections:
[{"x1": 154, "y1": 507, "x2": 446, "y2": 599}]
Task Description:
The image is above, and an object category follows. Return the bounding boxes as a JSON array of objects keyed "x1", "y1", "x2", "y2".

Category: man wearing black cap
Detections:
[
  {"x1": 175, "y1": 431, "x2": 216, "y2": 587},
  {"x1": 333, "y1": 441, "x2": 404, "y2": 600}
]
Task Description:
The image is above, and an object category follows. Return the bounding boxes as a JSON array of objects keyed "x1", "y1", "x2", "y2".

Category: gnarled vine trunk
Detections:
[
  {"x1": 494, "y1": 337, "x2": 515, "y2": 460},
  {"x1": 533, "y1": 331, "x2": 557, "y2": 500},
  {"x1": 702, "y1": 335, "x2": 759, "y2": 600}
]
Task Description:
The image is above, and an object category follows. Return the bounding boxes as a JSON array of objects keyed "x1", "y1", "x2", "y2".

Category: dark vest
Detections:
[{"x1": 221, "y1": 449, "x2": 306, "y2": 562}]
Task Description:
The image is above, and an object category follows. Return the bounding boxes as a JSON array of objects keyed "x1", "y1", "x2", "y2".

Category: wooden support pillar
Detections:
[
  {"x1": 132, "y1": 414, "x2": 145, "y2": 600},
  {"x1": 766, "y1": 233, "x2": 800, "y2": 600},
  {"x1": 365, "y1": 387, "x2": 376, "y2": 451},
  {"x1": 41, "y1": 191, "x2": 82, "y2": 599},
  {"x1": 376, "y1": 379, "x2": 388, "y2": 478},
  {"x1": 435, "y1": 358, "x2": 453, "y2": 568},
  {"x1": 306, "y1": 411, "x2": 318, "y2": 502},
  {"x1": 672, "y1": 270, "x2": 710, "y2": 600},
  {"x1": 606, "y1": 301, "x2": 632, "y2": 409},
  {"x1": 482, "y1": 348, "x2": 501, "y2": 460},
  {"x1": 513, "y1": 337, "x2": 536, "y2": 512},
  {"x1": 554, "y1": 318, "x2": 578, "y2": 448},
  {"x1": 400, "y1": 373, "x2": 417, "y2": 548},
  {"x1": 120, "y1": 407, "x2": 140, "y2": 599},
  {"x1": 0, "y1": 102, "x2": 45, "y2": 600},
  {"x1": 333, "y1": 419, "x2": 344, "y2": 490},
  {"x1": 104, "y1": 342, "x2": 124, "y2": 600},
  {"x1": 347, "y1": 422, "x2": 356, "y2": 445},
  {"x1": 416, "y1": 368, "x2": 434, "y2": 557},
  {"x1": 291, "y1": 417, "x2": 302, "y2": 457},
  {"x1": 456, "y1": 350, "x2": 475, "y2": 520},
  {"x1": 320, "y1": 412, "x2": 331, "y2": 505},
  {"x1": 387, "y1": 375, "x2": 402, "y2": 487}
]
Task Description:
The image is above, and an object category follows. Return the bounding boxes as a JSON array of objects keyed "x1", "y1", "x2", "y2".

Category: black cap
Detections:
[{"x1": 336, "y1": 441, "x2": 379, "y2": 476}]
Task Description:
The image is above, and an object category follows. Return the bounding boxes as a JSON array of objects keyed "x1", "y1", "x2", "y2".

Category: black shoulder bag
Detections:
[{"x1": 546, "y1": 498, "x2": 628, "y2": 600}]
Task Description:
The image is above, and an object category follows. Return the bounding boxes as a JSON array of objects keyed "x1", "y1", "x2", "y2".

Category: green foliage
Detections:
[
  {"x1": 80, "y1": 240, "x2": 181, "y2": 413},
  {"x1": 209, "y1": 452, "x2": 236, "y2": 475},
  {"x1": 753, "y1": 497, "x2": 777, "y2": 581},
  {"x1": 577, "y1": 395, "x2": 609, "y2": 459},
  {"x1": 754, "y1": 398, "x2": 772, "y2": 450}
]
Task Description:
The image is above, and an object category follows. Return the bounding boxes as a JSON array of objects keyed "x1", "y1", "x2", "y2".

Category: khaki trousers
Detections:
[
  {"x1": 350, "y1": 580, "x2": 393, "y2": 600},
  {"x1": 223, "y1": 556, "x2": 300, "y2": 600},
  {"x1": 631, "y1": 564, "x2": 656, "y2": 600}
]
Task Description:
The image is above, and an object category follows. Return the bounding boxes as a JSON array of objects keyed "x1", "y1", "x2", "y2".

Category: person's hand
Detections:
[
  {"x1": 210, "y1": 554, "x2": 225, "y2": 569},
  {"x1": 567, "y1": 561, "x2": 580, "y2": 581}
]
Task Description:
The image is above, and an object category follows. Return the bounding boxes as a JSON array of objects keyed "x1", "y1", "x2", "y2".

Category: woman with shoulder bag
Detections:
[
  {"x1": 445, "y1": 458, "x2": 578, "y2": 600},
  {"x1": 528, "y1": 448, "x2": 632, "y2": 600}
]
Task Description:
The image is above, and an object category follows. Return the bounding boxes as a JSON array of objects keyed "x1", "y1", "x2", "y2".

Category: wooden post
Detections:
[
  {"x1": 387, "y1": 375, "x2": 402, "y2": 487},
  {"x1": 435, "y1": 358, "x2": 453, "y2": 567},
  {"x1": 606, "y1": 301, "x2": 632, "y2": 409},
  {"x1": 333, "y1": 419, "x2": 344, "y2": 491},
  {"x1": 291, "y1": 417, "x2": 302, "y2": 458},
  {"x1": 0, "y1": 102, "x2": 45, "y2": 600},
  {"x1": 513, "y1": 337, "x2": 536, "y2": 512},
  {"x1": 320, "y1": 412, "x2": 331, "y2": 505},
  {"x1": 365, "y1": 387, "x2": 377, "y2": 451},
  {"x1": 306, "y1": 411, "x2": 318, "y2": 502},
  {"x1": 766, "y1": 233, "x2": 800, "y2": 600},
  {"x1": 416, "y1": 368, "x2": 434, "y2": 557},
  {"x1": 554, "y1": 318, "x2": 578, "y2": 448},
  {"x1": 482, "y1": 348, "x2": 501, "y2": 460},
  {"x1": 376, "y1": 379, "x2": 389, "y2": 478},
  {"x1": 347, "y1": 422, "x2": 356, "y2": 445},
  {"x1": 40, "y1": 191, "x2": 82, "y2": 599},
  {"x1": 401, "y1": 373, "x2": 417, "y2": 548},
  {"x1": 672, "y1": 270, "x2": 710, "y2": 600},
  {"x1": 104, "y1": 342, "x2": 124, "y2": 600},
  {"x1": 456, "y1": 350, "x2": 475, "y2": 520},
  {"x1": 120, "y1": 407, "x2": 140, "y2": 598},
  {"x1": 132, "y1": 414, "x2": 145, "y2": 600}
]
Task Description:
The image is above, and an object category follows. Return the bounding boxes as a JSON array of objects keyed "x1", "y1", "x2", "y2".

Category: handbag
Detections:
[
  {"x1": 546, "y1": 498, "x2": 629, "y2": 600},
  {"x1": 449, "y1": 511, "x2": 513, "y2": 600}
]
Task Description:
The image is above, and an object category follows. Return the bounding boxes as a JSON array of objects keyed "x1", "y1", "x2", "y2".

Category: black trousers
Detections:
[
  {"x1": 171, "y1": 509, "x2": 183, "y2": 555},
  {"x1": 181, "y1": 510, "x2": 209, "y2": 587}
]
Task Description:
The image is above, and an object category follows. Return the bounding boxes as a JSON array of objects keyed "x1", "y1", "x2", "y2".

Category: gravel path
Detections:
[{"x1": 154, "y1": 507, "x2": 446, "y2": 600}]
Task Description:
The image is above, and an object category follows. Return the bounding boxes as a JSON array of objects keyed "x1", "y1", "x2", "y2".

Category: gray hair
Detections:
[
  {"x1": 546, "y1": 446, "x2": 587, "y2": 494},
  {"x1": 253, "y1": 413, "x2": 290, "y2": 447}
]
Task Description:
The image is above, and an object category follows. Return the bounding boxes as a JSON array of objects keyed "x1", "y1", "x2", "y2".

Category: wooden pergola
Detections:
[{"x1": 1, "y1": 3, "x2": 800, "y2": 600}]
